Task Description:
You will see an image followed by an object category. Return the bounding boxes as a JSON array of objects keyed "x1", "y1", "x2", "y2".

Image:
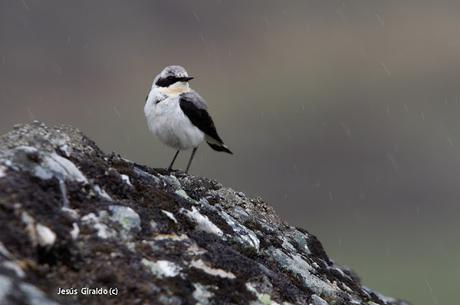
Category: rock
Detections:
[
  {"x1": 0, "y1": 122, "x2": 410, "y2": 305},
  {"x1": 107, "y1": 205, "x2": 141, "y2": 233},
  {"x1": 142, "y1": 259, "x2": 182, "y2": 278},
  {"x1": 35, "y1": 224, "x2": 57, "y2": 248}
]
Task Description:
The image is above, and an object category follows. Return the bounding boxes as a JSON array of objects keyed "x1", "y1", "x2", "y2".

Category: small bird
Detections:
[{"x1": 144, "y1": 65, "x2": 232, "y2": 173}]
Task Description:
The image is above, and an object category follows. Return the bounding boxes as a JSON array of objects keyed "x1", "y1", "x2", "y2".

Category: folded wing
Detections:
[{"x1": 179, "y1": 92, "x2": 232, "y2": 154}]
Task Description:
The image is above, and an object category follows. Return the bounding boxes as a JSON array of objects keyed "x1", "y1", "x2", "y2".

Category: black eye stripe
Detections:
[{"x1": 156, "y1": 76, "x2": 188, "y2": 87}]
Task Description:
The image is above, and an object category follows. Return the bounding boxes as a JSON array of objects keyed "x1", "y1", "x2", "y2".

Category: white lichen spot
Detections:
[
  {"x1": 58, "y1": 144, "x2": 72, "y2": 157},
  {"x1": 121, "y1": 174, "x2": 133, "y2": 186},
  {"x1": 93, "y1": 223, "x2": 112, "y2": 239},
  {"x1": 374, "y1": 291, "x2": 400, "y2": 305},
  {"x1": 281, "y1": 239, "x2": 296, "y2": 253},
  {"x1": 230, "y1": 206, "x2": 251, "y2": 223},
  {"x1": 60, "y1": 207, "x2": 79, "y2": 220},
  {"x1": 181, "y1": 207, "x2": 223, "y2": 236},
  {"x1": 268, "y1": 248, "x2": 337, "y2": 297},
  {"x1": 0, "y1": 165, "x2": 6, "y2": 178},
  {"x1": 108, "y1": 205, "x2": 141, "y2": 232},
  {"x1": 198, "y1": 197, "x2": 210, "y2": 205},
  {"x1": 190, "y1": 259, "x2": 236, "y2": 279},
  {"x1": 186, "y1": 242, "x2": 207, "y2": 256},
  {"x1": 162, "y1": 210, "x2": 178, "y2": 223},
  {"x1": 70, "y1": 223, "x2": 80, "y2": 240},
  {"x1": 81, "y1": 212, "x2": 115, "y2": 239},
  {"x1": 93, "y1": 185, "x2": 112, "y2": 201},
  {"x1": 21, "y1": 211, "x2": 38, "y2": 246},
  {"x1": 0, "y1": 242, "x2": 13, "y2": 259},
  {"x1": 0, "y1": 275, "x2": 12, "y2": 303},
  {"x1": 133, "y1": 167, "x2": 160, "y2": 184},
  {"x1": 21, "y1": 211, "x2": 34, "y2": 225},
  {"x1": 2, "y1": 260, "x2": 25, "y2": 278},
  {"x1": 2, "y1": 261, "x2": 24, "y2": 278},
  {"x1": 35, "y1": 224, "x2": 56, "y2": 247},
  {"x1": 175, "y1": 189, "x2": 191, "y2": 200},
  {"x1": 150, "y1": 220, "x2": 158, "y2": 230},
  {"x1": 219, "y1": 211, "x2": 259, "y2": 251},
  {"x1": 38, "y1": 151, "x2": 87, "y2": 183},
  {"x1": 153, "y1": 234, "x2": 188, "y2": 241},
  {"x1": 161, "y1": 175, "x2": 194, "y2": 201},
  {"x1": 341, "y1": 283, "x2": 352, "y2": 293},
  {"x1": 125, "y1": 242, "x2": 136, "y2": 252},
  {"x1": 162, "y1": 174, "x2": 182, "y2": 189},
  {"x1": 192, "y1": 283, "x2": 215, "y2": 305},
  {"x1": 310, "y1": 294, "x2": 328, "y2": 305},
  {"x1": 142, "y1": 259, "x2": 181, "y2": 278},
  {"x1": 286, "y1": 230, "x2": 310, "y2": 255},
  {"x1": 246, "y1": 283, "x2": 276, "y2": 305}
]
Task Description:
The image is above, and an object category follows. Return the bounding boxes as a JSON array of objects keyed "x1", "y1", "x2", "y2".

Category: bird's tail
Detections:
[{"x1": 207, "y1": 142, "x2": 233, "y2": 154}]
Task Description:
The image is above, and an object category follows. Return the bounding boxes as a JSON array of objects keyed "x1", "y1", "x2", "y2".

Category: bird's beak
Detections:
[{"x1": 182, "y1": 76, "x2": 194, "y2": 81}]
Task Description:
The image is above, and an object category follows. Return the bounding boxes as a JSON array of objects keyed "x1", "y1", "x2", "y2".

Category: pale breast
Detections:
[{"x1": 146, "y1": 96, "x2": 204, "y2": 150}]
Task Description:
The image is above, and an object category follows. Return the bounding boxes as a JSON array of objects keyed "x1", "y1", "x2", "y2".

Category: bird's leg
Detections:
[
  {"x1": 168, "y1": 150, "x2": 180, "y2": 172},
  {"x1": 185, "y1": 147, "x2": 198, "y2": 174}
]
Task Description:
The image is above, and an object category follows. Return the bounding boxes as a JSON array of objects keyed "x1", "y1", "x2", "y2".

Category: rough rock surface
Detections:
[{"x1": 0, "y1": 122, "x2": 410, "y2": 305}]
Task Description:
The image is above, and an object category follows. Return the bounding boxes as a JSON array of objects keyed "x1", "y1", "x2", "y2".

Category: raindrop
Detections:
[
  {"x1": 336, "y1": 9, "x2": 346, "y2": 23},
  {"x1": 375, "y1": 13, "x2": 385, "y2": 28},
  {"x1": 424, "y1": 279, "x2": 440, "y2": 305},
  {"x1": 21, "y1": 0, "x2": 30, "y2": 10},
  {"x1": 191, "y1": 11, "x2": 200, "y2": 23},
  {"x1": 403, "y1": 103, "x2": 409, "y2": 113},
  {"x1": 381, "y1": 62, "x2": 391, "y2": 77},
  {"x1": 340, "y1": 122, "x2": 352, "y2": 138},
  {"x1": 386, "y1": 152, "x2": 399, "y2": 171},
  {"x1": 264, "y1": 16, "x2": 270, "y2": 30},
  {"x1": 113, "y1": 106, "x2": 121, "y2": 118},
  {"x1": 26, "y1": 107, "x2": 36, "y2": 120}
]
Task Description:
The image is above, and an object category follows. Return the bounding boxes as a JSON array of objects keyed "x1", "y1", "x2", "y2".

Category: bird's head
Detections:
[{"x1": 152, "y1": 65, "x2": 194, "y2": 96}]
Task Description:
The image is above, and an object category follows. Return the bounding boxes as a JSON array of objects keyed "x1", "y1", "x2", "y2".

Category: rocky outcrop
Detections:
[{"x1": 0, "y1": 122, "x2": 409, "y2": 305}]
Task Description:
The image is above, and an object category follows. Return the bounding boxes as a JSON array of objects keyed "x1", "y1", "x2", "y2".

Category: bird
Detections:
[{"x1": 144, "y1": 65, "x2": 232, "y2": 173}]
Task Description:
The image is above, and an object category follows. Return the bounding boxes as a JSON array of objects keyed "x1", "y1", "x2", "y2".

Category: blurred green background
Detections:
[{"x1": 1, "y1": 1, "x2": 459, "y2": 304}]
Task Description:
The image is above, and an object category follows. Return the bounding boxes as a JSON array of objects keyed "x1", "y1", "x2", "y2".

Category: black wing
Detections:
[
  {"x1": 180, "y1": 92, "x2": 233, "y2": 154},
  {"x1": 179, "y1": 93, "x2": 223, "y2": 143}
]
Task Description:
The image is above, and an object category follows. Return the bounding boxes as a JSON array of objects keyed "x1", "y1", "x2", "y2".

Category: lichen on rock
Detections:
[{"x1": 0, "y1": 122, "x2": 410, "y2": 305}]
